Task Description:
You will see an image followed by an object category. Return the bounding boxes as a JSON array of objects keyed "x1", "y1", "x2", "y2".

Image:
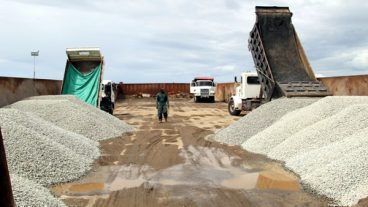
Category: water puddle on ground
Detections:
[{"x1": 51, "y1": 146, "x2": 300, "y2": 197}]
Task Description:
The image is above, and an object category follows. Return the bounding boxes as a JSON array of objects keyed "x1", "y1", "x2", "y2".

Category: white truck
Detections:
[
  {"x1": 100, "y1": 80, "x2": 116, "y2": 114},
  {"x1": 228, "y1": 72, "x2": 262, "y2": 115},
  {"x1": 190, "y1": 77, "x2": 216, "y2": 102}
]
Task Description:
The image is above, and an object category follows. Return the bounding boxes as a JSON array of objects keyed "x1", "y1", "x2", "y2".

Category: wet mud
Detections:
[{"x1": 51, "y1": 98, "x2": 329, "y2": 207}]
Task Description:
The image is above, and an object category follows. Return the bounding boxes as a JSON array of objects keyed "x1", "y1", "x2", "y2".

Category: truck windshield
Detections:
[
  {"x1": 197, "y1": 81, "x2": 214, "y2": 86},
  {"x1": 247, "y1": 76, "x2": 260, "y2": 84}
]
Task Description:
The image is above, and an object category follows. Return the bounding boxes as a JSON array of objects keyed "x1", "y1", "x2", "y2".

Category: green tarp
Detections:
[{"x1": 61, "y1": 63, "x2": 101, "y2": 106}]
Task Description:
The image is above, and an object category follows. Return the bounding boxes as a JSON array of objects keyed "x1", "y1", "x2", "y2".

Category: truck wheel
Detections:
[
  {"x1": 210, "y1": 96, "x2": 215, "y2": 103},
  {"x1": 194, "y1": 96, "x2": 200, "y2": 103},
  {"x1": 228, "y1": 99, "x2": 241, "y2": 116}
]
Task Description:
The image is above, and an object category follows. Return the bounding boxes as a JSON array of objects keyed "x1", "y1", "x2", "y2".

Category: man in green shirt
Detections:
[{"x1": 156, "y1": 88, "x2": 169, "y2": 123}]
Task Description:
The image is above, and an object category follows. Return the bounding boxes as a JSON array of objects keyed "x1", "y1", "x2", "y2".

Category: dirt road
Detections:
[{"x1": 51, "y1": 98, "x2": 328, "y2": 207}]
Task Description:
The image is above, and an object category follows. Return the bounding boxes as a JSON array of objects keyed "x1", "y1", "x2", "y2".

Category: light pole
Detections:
[{"x1": 31, "y1": 50, "x2": 39, "y2": 79}]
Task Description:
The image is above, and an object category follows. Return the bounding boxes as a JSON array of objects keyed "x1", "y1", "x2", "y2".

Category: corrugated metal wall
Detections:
[{"x1": 117, "y1": 83, "x2": 190, "y2": 97}]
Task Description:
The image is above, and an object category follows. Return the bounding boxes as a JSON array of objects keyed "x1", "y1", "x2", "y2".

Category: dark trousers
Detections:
[{"x1": 157, "y1": 104, "x2": 168, "y2": 120}]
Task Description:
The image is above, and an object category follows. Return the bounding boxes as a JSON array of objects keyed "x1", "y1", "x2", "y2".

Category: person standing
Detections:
[{"x1": 156, "y1": 88, "x2": 169, "y2": 123}]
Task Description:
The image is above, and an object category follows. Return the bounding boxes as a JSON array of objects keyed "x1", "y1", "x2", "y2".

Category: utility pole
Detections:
[{"x1": 31, "y1": 50, "x2": 39, "y2": 79}]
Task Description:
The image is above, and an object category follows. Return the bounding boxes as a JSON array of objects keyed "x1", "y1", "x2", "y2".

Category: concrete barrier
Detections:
[{"x1": 0, "y1": 77, "x2": 62, "y2": 107}]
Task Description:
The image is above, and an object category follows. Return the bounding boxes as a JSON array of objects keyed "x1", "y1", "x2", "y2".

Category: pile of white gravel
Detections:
[
  {"x1": 286, "y1": 127, "x2": 368, "y2": 206},
  {"x1": 236, "y1": 96, "x2": 368, "y2": 206},
  {"x1": 213, "y1": 98, "x2": 318, "y2": 145},
  {"x1": 27, "y1": 95, "x2": 129, "y2": 133},
  {"x1": 242, "y1": 96, "x2": 368, "y2": 155},
  {"x1": 11, "y1": 174, "x2": 66, "y2": 207},
  {"x1": 0, "y1": 108, "x2": 100, "y2": 159},
  {"x1": 11, "y1": 96, "x2": 134, "y2": 141},
  {"x1": 0, "y1": 110, "x2": 95, "y2": 185},
  {"x1": 268, "y1": 104, "x2": 368, "y2": 161}
]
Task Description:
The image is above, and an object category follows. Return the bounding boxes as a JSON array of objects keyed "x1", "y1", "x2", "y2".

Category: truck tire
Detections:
[
  {"x1": 228, "y1": 99, "x2": 241, "y2": 116},
  {"x1": 210, "y1": 96, "x2": 215, "y2": 103},
  {"x1": 194, "y1": 96, "x2": 200, "y2": 103}
]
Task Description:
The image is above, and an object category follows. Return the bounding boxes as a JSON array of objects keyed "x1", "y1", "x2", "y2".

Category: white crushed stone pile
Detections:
[
  {"x1": 11, "y1": 174, "x2": 66, "y2": 207},
  {"x1": 1, "y1": 116, "x2": 93, "y2": 185},
  {"x1": 0, "y1": 108, "x2": 100, "y2": 159},
  {"x1": 10, "y1": 97, "x2": 134, "y2": 141},
  {"x1": 242, "y1": 96, "x2": 368, "y2": 155},
  {"x1": 286, "y1": 127, "x2": 368, "y2": 177},
  {"x1": 27, "y1": 95, "x2": 131, "y2": 133},
  {"x1": 213, "y1": 98, "x2": 318, "y2": 145},
  {"x1": 268, "y1": 104, "x2": 368, "y2": 161},
  {"x1": 301, "y1": 138, "x2": 368, "y2": 206}
]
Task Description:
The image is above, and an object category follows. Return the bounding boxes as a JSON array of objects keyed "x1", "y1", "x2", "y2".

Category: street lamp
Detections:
[{"x1": 31, "y1": 50, "x2": 39, "y2": 79}]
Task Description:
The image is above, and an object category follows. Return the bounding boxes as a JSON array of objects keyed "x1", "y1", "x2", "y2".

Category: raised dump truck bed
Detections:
[
  {"x1": 248, "y1": 6, "x2": 331, "y2": 101},
  {"x1": 61, "y1": 48, "x2": 104, "y2": 107}
]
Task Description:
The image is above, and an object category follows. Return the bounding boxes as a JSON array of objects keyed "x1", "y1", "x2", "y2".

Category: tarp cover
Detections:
[{"x1": 61, "y1": 63, "x2": 101, "y2": 106}]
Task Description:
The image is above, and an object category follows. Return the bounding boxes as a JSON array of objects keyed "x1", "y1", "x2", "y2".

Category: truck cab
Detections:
[
  {"x1": 228, "y1": 72, "x2": 262, "y2": 115},
  {"x1": 100, "y1": 80, "x2": 116, "y2": 114},
  {"x1": 190, "y1": 77, "x2": 216, "y2": 102}
]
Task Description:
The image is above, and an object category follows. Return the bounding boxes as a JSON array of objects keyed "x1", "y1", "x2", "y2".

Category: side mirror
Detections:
[{"x1": 234, "y1": 76, "x2": 238, "y2": 83}]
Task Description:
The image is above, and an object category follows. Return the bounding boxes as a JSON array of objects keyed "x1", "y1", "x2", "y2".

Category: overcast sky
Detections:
[{"x1": 0, "y1": 0, "x2": 367, "y2": 83}]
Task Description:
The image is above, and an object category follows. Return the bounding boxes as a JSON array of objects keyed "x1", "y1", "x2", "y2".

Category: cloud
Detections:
[{"x1": 0, "y1": 0, "x2": 367, "y2": 82}]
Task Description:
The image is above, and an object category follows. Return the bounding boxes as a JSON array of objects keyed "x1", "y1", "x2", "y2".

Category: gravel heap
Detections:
[
  {"x1": 0, "y1": 109, "x2": 94, "y2": 185},
  {"x1": 11, "y1": 174, "x2": 66, "y2": 207},
  {"x1": 213, "y1": 98, "x2": 318, "y2": 145},
  {"x1": 11, "y1": 96, "x2": 134, "y2": 141},
  {"x1": 268, "y1": 104, "x2": 368, "y2": 161},
  {"x1": 242, "y1": 96, "x2": 368, "y2": 155},
  {"x1": 0, "y1": 108, "x2": 100, "y2": 159},
  {"x1": 27, "y1": 95, "x2": 129, "y2": 133},
  {"x1": 237, "y1": 96, "x2": 368, "y2": 206}
]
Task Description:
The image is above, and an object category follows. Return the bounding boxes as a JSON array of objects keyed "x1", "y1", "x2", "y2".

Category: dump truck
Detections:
[
  {"x1": 190, "y1": 77, "x2": 216, "y2": 102},
  {"x1": 228, "y1": 6, "x2": 331, "y2": 115},
  {"x1": 61, "y1": 47, "x2": 104, "y2": 107}
]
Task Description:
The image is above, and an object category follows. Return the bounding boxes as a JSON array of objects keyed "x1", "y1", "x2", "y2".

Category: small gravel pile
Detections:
[
  {"x1": 242, "y1": 96, "x2": 368, "y2": 155},
  {"x1": 27, "y1": 95, "x2": 129, "y2": 132},
  {"x1": 0, "y1": 108, "x2": 100, "y2": 159},
  {"x1": 1, "y1": 110, "x2": 94, "y2": 185},
  {"x1": 268, "y1": 104, "x2": 368, "y2": 161},
  {"x1": 11, "y1": 174, "x2": 66, "y2": 207},
  {"x1": 11, "y1": 96, "x2": 134, "y2": 141},
  {"x1": 213, "y1": 98, "x2": 318, "y2": 145}
]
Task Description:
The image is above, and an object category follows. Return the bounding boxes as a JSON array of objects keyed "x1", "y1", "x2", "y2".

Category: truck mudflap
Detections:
[{"x1": 248, "y1": 6, "x2": 331, "y2": 101}]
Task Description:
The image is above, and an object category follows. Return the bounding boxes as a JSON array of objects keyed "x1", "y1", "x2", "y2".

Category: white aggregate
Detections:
[
  {"x1": 27, "y1": 95, "x2": 130, "y2": 133},
  {"x1": 0, "y1": 108, "x2": 100, "y2": 159},
  {"x1": 301, "y1": 140, "x2": 368, "y2": 206},
  {"x1": 268, "y1": 104, "x2": 368, "y2": 161},
  {"x1": 11, "y1": 174, "x2": 66, "y2": 207},
  {"x1": 242, "y1": 96, "x2": 368, "y2": 155},
  {"x1": 11, "y1": 96, "x2": 134, "y2": 141},
  {"x1": 1, "y1": 118, "x2": 93, "y2": 185},
  {"x1": 213, "y1": 98, "x2": 318, "y2": 145}
]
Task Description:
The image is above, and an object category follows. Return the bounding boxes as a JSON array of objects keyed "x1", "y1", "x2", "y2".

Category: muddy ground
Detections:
[{"x1": 51, "y1": 98, "x2": 334, "y2": 207}]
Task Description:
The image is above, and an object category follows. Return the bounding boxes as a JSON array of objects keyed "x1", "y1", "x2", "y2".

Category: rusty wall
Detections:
[
  {"x1": 117, "y1": 83, "x2": 190, "y2": 98},
  {"x1": 318, "y1": 75, "x2": 368, "y2": 96},
  {"x1": 215, "y1": 83, "x2": 238, "y2": 102},
  {"x1": 0, "y1": 77, "x2": 62, "y2": 107}
]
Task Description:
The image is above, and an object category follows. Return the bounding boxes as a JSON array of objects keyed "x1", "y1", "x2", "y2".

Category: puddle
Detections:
[{"x1": 52, "y1": 146, "x2": 300, "y2": 198}]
